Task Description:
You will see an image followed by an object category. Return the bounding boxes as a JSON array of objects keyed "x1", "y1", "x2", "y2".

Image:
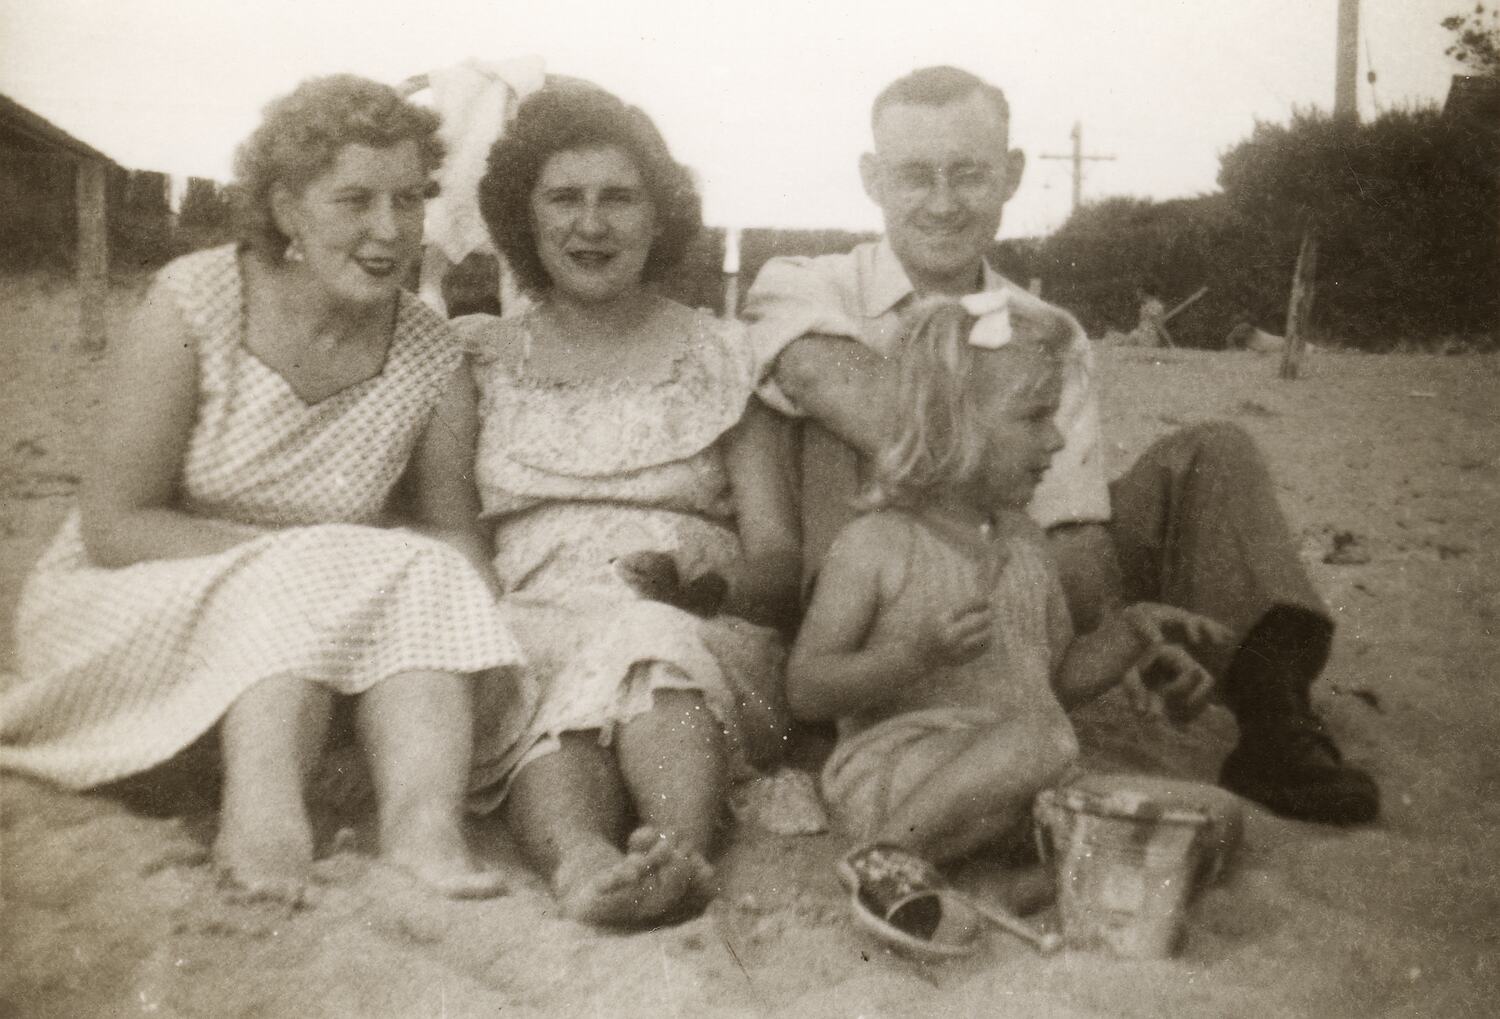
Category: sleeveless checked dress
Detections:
[{"x1": 1, "y1": 246, "x2": 530, "y2": 789}]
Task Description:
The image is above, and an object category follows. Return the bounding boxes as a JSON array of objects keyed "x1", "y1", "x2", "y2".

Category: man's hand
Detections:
[{"x1": 1118, "y1": 603, "x2": 1232, "y2": 724}]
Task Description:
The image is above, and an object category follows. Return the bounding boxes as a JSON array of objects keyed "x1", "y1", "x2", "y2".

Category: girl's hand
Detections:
[
  {"x1": 1121, "y1": 644, "x2": 1215, "y2": 724},
  {"x1": 1121, "y1": 603, "x2": 1232, "y2": 650},
  {"x1": 916, "y1": 595, "x2": 993, "y2": 666},
  {"x1": 1119, "y1": 603, "x2": 1231, "y2": 724}
]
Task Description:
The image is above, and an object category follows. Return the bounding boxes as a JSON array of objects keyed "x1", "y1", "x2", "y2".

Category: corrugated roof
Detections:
[{"x1": 0, "y1": 91, "x2": 114, "y2": 163}]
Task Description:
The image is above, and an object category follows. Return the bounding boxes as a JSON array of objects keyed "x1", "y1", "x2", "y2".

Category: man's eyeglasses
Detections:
[{"x1": 880, "y1": 160, "x2": 999, "y2": 201}]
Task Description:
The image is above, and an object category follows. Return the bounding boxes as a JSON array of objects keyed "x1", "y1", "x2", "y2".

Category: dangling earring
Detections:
[{"x1": 284, "y1": 235, "x2": 306, "y2": 264}]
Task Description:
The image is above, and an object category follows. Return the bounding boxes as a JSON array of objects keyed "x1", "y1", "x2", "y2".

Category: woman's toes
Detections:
[{"x1": 557, "y1": 856, "x2": 654, "y2": 924}]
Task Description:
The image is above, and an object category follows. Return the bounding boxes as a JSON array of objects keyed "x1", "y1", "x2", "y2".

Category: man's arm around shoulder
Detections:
[{"x1": 741, "y1": 254, "x2": 895, "y2": 456}]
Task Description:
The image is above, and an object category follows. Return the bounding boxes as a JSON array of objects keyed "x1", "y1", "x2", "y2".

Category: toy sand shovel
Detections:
[{"x1": 838, "y1": 844, "x2": 1062, "y2": 960}]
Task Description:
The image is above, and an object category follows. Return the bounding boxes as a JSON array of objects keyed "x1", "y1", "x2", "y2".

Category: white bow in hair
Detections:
[{"x1": 959, "y1": 289, "x2": 1013, "y2": 349}]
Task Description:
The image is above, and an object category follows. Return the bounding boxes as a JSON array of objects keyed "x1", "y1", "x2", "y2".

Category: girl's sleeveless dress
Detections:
[
  {"x1": 819, "y1": 510, "x2": 1080, "y2": 837},
  {"x1": 1, "y1": 246, "x2": 530, "y2": 790},
  {"x1": 458, "y1": 309, "x2": 789, "y2": 810}
]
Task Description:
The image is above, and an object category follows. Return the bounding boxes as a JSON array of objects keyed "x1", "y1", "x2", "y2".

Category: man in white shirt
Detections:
[{"x1": 742, "y1": 65, "x2": 1377, "y2": 825}]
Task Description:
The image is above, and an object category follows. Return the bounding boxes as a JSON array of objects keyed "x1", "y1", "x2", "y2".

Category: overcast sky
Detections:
[{"x1": 0, "y1": 0, "x2": 1467, "y2": 236}]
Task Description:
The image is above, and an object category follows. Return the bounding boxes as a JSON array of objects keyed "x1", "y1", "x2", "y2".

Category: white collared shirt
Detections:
[{"x1": 740, "y1": 239, "x2": 1111, "y2": 527}]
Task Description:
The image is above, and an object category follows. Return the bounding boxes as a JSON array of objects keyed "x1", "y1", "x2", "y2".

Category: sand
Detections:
[{"x1": 2, "y1": 273, "x2": 1497, "y2": 1018}]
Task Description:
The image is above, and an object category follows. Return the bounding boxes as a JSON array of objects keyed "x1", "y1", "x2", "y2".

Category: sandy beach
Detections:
[{"x1": 2, "y1": 274, "x2": 1497, "y2": 1018}]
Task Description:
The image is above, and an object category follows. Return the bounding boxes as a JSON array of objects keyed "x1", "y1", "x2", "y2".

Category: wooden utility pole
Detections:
[
  {"x1": 1334, "y1": 0, "x2": 1360, "y2": 121},
  {"x1": 1040, "y1": 122, "x2": 1115, "y2": 213},
  {"x1": 1283, "y1": 0, "x2": 1357, "y2": 373}
]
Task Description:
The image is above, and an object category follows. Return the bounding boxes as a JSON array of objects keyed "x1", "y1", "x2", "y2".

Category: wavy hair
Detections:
[
  {"x1": 478, "y1": 83, "x2": 702, "y2": 296},
  {"x1": 231, "y1": 74, "x2": 444, "y2": 262},
  {"x1": 867, "y1": 296, "x2": 1073, "y2": 509}
]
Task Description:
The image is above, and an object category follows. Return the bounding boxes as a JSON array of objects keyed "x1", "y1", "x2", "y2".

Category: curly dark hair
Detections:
[
  {"x1": 231, "y1": 74, "x2": 444, "y2": 262},
  {"x1": 478, "y1": 84, "x2": 702, "y2": 295}
]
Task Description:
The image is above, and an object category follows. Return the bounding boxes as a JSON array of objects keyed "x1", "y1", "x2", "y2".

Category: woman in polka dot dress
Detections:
[{"x1": 0, "y1": 76, "x2": 531, "y2": 904}]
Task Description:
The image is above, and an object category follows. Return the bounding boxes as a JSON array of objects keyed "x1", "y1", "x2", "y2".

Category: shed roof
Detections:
[{"x1": 0, "y1": 92, "x2": 114, "y2": 163}]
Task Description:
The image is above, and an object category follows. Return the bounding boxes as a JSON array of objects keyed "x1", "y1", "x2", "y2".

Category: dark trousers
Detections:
[{"x1": 1106, "y1": 422, "x2": 1331, "y2": 679}]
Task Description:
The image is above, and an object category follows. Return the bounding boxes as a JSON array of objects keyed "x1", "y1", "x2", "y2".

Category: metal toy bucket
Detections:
[{"x1": 1035, "y1": 775, "x2": 1241, "y2": 958}]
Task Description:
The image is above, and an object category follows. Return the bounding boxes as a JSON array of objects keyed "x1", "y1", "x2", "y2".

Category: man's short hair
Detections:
[{"x1": 870, "y1": 65, "x2": 1010, "y2": 134}]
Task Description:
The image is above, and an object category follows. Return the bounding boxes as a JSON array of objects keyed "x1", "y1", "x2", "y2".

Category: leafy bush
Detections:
[
  {"x1": 1006, "y1": 195, "x2": 1259, "y2": 346},
  {"x1": 1218, "y1": 106, "x2": 1497, "y2": 347},
  {"x1": 1010, "y1": 105, "x2": 1497, "y2": 349},
  {"x1": 1443, "y1": 3, "x2": 1500, "y2": 73}
]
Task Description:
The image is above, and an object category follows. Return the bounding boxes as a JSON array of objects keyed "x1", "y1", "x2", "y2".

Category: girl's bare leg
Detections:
[
  {"x1": 215, "y1": 675, "x2": 332, "y2": 903},
  {"x1": 504, "y1": 733, "x2": 687, "y2": 925},
  {"x1": 358, "y1": 670, "x2": 504, "y2": 899},
  {"x1": 876, "y1": 720, "x2": 1078, "y2": 866}
]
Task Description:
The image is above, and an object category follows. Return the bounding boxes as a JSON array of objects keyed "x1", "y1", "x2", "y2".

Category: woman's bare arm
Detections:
[
  {"x1": 401, "y1": 359, "x2": 500, "y2": 596},
  {"x1": 78, "y1": 282, "x2": 257, "y2": 567},
  {"x1": 721, "y1": 397, "x2": 801, "y2": 632}
]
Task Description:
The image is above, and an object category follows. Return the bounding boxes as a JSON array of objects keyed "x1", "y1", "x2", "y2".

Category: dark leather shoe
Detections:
[{"x1": 1220, "y1": 714, "x2": 1379, "y2": 825}]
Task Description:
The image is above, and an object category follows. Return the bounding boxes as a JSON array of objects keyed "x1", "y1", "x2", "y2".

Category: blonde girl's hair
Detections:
[{"x1": 866, "y1": 294, "x2": 1074, "y2": 510}]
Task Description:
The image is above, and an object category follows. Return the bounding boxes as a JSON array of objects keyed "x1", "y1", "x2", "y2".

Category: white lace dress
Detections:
[
  {"x1": 459, "y1": 309, "x2": 789, "y2": 810},
  {"x1": 1, "y1": 246, "x2": 531, "y2": 790}
]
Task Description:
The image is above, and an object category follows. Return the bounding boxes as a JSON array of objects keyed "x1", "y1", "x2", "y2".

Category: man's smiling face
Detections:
[{"x1": 861, "y1": 90, "x2": 1024, "y2": 296}]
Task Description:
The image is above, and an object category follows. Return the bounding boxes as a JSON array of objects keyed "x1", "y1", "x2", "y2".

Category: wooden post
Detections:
[
  {"x1": 1281, "y1": 231, "x2": 1319, "y2": 380},
  {"x1": 721, "y1": 227, "x2": 742, "y2": 319},
  {"x1": 76, "y1": 158, "x2": 108, "y2": 352},
  {"x1": 722, "y1": 274, "x2": 740, "y2": 319}
]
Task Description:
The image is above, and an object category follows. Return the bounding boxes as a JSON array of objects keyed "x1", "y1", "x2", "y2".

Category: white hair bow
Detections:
[{"x1": 959, "y1": 289, "x2": 1013, "y2": 349}]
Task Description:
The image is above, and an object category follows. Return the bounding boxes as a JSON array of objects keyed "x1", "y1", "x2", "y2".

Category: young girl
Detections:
[{"x1": 787, "y1": 291, "x2": 1228, "y2": 866}]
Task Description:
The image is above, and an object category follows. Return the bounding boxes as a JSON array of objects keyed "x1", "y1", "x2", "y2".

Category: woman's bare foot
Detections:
[
  {"x1": 380, "y1": 805, "x2": 507, "y2": 900},
  {"x1": 213, "y1": 820, "x2": 314, "y2": 907},
  {"x1": 554, "y1": 826, "x2": 712, "y2": 926}
]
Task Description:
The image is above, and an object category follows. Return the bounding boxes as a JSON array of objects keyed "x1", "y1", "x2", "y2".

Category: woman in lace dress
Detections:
[
  {"x1": 0, "y1": 76, "x2": 530, "y2": 903},
  {"x1": 460, "y1": 84, "x2": 800, "y2": 925}
]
